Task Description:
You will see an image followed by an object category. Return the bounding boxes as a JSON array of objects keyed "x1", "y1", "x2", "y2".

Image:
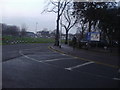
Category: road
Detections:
[{"x1": 2, "y1": 43, "x2": 120, "y2": 88}]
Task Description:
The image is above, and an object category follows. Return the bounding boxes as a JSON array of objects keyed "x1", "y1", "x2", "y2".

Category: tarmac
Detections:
[
  {"x1": 3, "y1": 43, "x2": 120, "y2": 88},
  {"x1": 50, "y1": 44, "x2": 120, "y2": 69}
]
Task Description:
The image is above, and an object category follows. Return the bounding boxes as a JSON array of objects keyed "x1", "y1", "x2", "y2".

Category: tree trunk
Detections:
[
  {"x1": 88, "y1": 21, "x2": 92, "y2": 32},
  {"x1": 65, "y1": 30, "x2": 68, "y2": 44},
  {"x1": 87, "y1": 21, "x2": 92, "y2": 50},
  {"x1": 54, "y1": 2, "x2": 60, "y2": 46},
  {"x1": 54, "y1": 18, "x2": 60, "y2": 46}
]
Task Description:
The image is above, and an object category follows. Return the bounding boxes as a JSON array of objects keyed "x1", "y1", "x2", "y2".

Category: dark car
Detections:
[{"x1": 79, "y1": 39, "x2": 109, "y2": 48}]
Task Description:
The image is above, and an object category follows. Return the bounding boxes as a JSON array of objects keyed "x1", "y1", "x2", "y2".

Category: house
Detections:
[
  {"x1": 36, "y1": 31, "x2": 50, "y2": 38},
  {"x1": 26, "y1": 32, "x2": 36, "y2": 38}
]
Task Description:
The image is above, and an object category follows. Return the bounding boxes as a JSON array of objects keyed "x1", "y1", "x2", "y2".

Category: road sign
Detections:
[{"x1": 87, "y1": 32, "x2": 100, "y2": 41}]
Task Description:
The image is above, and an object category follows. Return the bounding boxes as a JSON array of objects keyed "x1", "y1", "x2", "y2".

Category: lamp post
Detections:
[
  {"x1": 35, "y1": 22, "x2": 38, "y2": 38},
  {"x1": 36, "y1": 22, "x2": 38, "y2": 34}
]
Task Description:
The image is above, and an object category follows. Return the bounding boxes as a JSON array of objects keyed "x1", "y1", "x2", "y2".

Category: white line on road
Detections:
[
  {"x1": 42, "y1": 58, "x2": 72, "y2": 62},
  {"x1": 113, "y1": 78, "x2": 120, "y2": 81},
  {"x1": 73, "y1": 57, "x2": 78, "y2": 59},
  {"x1": 65, "y1": 61, "x2": 94, "y2": 71},
  {"x1": 19, "y1": 50, "x2": 72, "y2": 63},
  {"x1": 19, "y1": 50, "x2": 119, "y2": 81},
  {"x1": 61, "y1": 54, "x2": 67, "y2": 56},
  {"x1": 19, "y1": 50, "x2": 70, "y2": 70},
  {"x1": 19, "y1": 50, "x2": 42, "y2": 62},
  {"x1": 118, "y1": 69, "x2": 120, "y2": 73}
]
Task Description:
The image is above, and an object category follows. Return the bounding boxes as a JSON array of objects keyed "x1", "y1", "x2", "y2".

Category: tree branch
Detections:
[
  {"x1": 50, "y1": 0, "x2": 58, "y2": 7},
  {"x1": 59, "y1": 1, "x2": 70, "y2": 17},
  {"x1": 68, "y1": 19, "x2": 77, "y2": 30}
]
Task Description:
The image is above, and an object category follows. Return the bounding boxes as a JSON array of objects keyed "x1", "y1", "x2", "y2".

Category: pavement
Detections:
[
  {"x1": 2, "y1": 43, "x2": 120, "y2": 88},
  {"x1": 51, "y1": 44, "x2": 120, "y2": 68}
]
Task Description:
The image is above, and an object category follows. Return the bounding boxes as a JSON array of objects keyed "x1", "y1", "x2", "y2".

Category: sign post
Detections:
[
  {"x1": 87, "y1": 32, "x2": 100, "y2": 41},
  {"x1": 87, "y1": 32, "x2": 100, "y2": 48}
]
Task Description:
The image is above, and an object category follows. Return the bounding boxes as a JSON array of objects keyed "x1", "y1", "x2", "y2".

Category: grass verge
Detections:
[{"x1": 2, "y1": 36, "x2": 56, "y2": 45}]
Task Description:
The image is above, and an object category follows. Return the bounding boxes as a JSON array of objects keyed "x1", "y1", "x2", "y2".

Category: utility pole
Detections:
[
  {"x1": 36, "y1": 22, "x2": 38, "y2": 38},
  {"x1": 36, "y1": 22, "x2": 38, "y2": 34}
]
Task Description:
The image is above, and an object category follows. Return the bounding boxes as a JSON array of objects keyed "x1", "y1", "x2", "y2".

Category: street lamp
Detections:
[{"x1": 36, "y1": 22, "x2": 38, "y2": 34}]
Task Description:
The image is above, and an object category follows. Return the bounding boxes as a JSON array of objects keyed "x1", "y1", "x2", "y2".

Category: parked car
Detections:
[{"x1": 79, "y1": 39, "x2": 109, "y2": 48}]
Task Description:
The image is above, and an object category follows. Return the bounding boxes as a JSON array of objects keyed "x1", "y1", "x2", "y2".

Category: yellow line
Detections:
[{"x1": 48, "y1": 46, "x2": 119, "y2": 69}]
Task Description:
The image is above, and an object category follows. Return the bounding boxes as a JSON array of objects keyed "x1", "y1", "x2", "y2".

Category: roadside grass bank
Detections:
[{"x1": 2, "y1": 36, "x2": 58, "y2": 45}]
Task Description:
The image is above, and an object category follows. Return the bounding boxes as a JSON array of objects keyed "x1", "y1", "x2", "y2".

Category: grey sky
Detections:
[{"x1": 0, "y1": 0, "x2": 59, "y2": 33}]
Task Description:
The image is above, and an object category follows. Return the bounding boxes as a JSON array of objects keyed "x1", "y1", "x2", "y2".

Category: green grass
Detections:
[{"x1": 2, "y1": 36, "x2": 55, "y2": 45}]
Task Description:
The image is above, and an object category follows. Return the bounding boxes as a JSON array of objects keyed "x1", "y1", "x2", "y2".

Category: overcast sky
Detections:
[
  {"x1": 0, "y1": 0, "x2": 59, "y2": 33},
  {"x1": 0, "y1": 0, "x2": 120, "y2": 34}
]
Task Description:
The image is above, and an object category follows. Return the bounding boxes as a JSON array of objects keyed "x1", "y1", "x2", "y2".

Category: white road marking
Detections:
[
  {"x1": 35, "y1": 52, "x2": 57, "y2": 54},
  {"x1": 113, "y1": 78, "x2": 120, "y2": 81},
  {"x1": 42, "y1": 58, "x2": 72, "y2": 62},
  {"x1": 118, "y1": 69, "x2": 120, "y2": 73},
  {"x1": 73, "y1": 57, "x2": 78, "y2": 59},
  {"x1": 19, "y1": 50, "x2": 68, "y2": 70},
  {"x1": 65, "y1": 61, "x2": 94, "y2": 71},
  {"x1": 61, "y1": 54, "x2": 67, "y2": 56},
  {"x1": 19, "y1": 50, "x2": 71, "y2": 63},
  {"x1": 19, "y1": 50, "x2": 118, "y2": 81},
  {"x1": 19, "y1": 50, "x2": 42, "y2": 62}
]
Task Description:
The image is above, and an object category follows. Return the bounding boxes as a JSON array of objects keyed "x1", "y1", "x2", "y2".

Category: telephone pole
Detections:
[{"x1": 36, "y1": 22, "x2": 38, "y2": 34}]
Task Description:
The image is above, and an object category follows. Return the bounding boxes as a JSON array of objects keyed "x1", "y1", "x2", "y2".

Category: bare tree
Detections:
[
  {"x1": 43, "y1": 0, "x2": 71, "y2": 46},
  {"x1": 60, "y1": 3, "x2": 77, "y2": 44},
  {"x1": 2, "y1": 23, "x2": 20, "y2": 36},
  {"x1": 75, "y1": 18, "x2": 87, "y2": 41}
]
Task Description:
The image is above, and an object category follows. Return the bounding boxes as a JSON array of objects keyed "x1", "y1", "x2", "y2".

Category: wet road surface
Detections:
[{"x1": 2, "y1": 43, "x2": 120, "y2": 88}]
